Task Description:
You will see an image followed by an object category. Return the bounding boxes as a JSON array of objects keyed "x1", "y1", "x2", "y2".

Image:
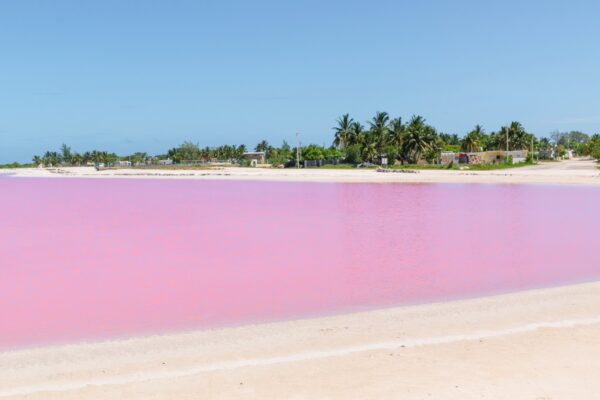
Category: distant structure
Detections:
[
  {"x1": 440, "y1": 150, "x2": 529, "y2": 166},
  {"x1": 242, "y1": 151, "x2": 266, "y2": 166},
  {"x1": 538, "y1": 149, "x2": 555, "y2": 159}
]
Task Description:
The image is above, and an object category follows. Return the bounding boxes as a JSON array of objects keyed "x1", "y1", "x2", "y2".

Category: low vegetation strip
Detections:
[{"x1": 3, "y1": 112, "x2": 598, "y2": 169}]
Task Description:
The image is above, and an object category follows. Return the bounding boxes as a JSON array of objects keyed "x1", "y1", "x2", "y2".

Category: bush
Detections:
[
  {"x1": 0, "y1": 162, "x2": 32, "y2": 169},
  {"x1": 302, "y1": 144, "x2": 324, "y2": 161},
  {"x1": 344, "y1": 144, "x2": 363, "y2": 164}
]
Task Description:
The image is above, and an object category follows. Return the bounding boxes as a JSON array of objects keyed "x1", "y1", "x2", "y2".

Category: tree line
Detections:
[
  {"x1": 30, "y1": 143, "x2": 249, "y2": 167},
  {"x1": 331, "y1": 113, "x2": 540, "y2": 165},
  {"x1": 23, "y1": 113, "x2": 600, "y2": 168},
  {"x1": 32, "y1": 145, "x2": 120, "y2": 167}
]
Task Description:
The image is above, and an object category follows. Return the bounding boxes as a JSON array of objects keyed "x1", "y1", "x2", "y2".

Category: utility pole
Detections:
[
  {"x1": 296, "y1": 132, "x2": 300, "y2": 168},
  {"x1": 505, "y1": 126, "x2": 509, "y2": 158}
]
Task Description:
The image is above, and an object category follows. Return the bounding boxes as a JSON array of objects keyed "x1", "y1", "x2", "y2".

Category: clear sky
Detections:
[{"x1": 1, "y1": 0, "x2": 599, "y2": 163}]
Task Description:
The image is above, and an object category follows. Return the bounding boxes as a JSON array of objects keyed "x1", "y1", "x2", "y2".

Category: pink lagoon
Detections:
[{"x1": 1, "y1": 177, "x2": 599, "y2": 350}]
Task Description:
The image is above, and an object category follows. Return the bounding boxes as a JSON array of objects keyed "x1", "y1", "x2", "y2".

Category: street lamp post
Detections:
[{"x1": 296, "y1": 132, "x2": 300, "y2": 168}]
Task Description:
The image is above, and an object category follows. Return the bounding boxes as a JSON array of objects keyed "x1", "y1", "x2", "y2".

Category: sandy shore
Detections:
[
  {"x1": 2, "y1": 281, "x2": 600, "y2": 399},
  {"x1": 3, "y1": 158, "x2": 600, "y2": 186}
]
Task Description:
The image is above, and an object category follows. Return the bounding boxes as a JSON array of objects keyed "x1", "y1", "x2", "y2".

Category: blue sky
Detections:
[{"x1": 1, "y1": 0, "x2": 599, "y2": 162}]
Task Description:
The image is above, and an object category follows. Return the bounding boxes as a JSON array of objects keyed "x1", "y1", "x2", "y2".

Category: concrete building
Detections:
[{"x1": 242, "y1": 152, "x2": 266, "y2": 166}]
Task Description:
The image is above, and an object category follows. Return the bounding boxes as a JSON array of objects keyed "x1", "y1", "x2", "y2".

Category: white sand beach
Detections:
[
  {"x1": 4, "y1": 158, "x2": 600, "y2": 186},
  {"x1": 1, "y1": 282, "x2": 599, "y2": 399}
]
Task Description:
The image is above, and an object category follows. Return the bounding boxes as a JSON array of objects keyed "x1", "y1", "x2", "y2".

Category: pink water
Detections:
[{"x1": 1, "y1": 178, "x2": 599, "y2": 350}]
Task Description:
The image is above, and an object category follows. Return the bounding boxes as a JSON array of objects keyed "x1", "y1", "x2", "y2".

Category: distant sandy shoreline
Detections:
[
  {"x1": 3, "y1": 159, "x2": 599, "y2": 186},
  {"x1": 2, "y1": 281, "x2": 600, "y2": 399}
]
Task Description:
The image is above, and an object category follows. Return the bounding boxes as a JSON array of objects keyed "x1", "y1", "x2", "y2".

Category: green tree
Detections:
[
  {"x1": 128, "y1": 152, "x2": 148, "y2": 164},
  {"x1": 71, "y1": 153, "x2": 83, "y2": 166},
  {"x1": 587, "y1": 134, "x2": 600, "y2": 160},
  {"x1": 323, "y1": 147, "x2": 343, "y2": 161},
  {"x1": 167, "y1": 141, "x2": 202, "y2": 163},
  {"x1": 302, "y1": 144, "x2": 325, "y2": 161},
  {"x1": 439, "y1": 133, "x2": 460, "y2": 146},
  {"x1": 42, "y1": 151, "x2": 61, "y2": 166},
  {"x1": 233, "y1": 144, "x2": 247, "y2": 160},
  {"x1": 333, "y1": 114, "x2": 354, "y2": 149},
  {"x1": 461, "y1": 125, "x2": 483, "y2": 152},
  {"x1": 361, "y1": 141, "x2": 378, "y2": 163},
  {"x1": 344, "y1": 144, "x2": 363, "y2": 164},
  {"x1": 492, "y1": 122, "x2": 531, "y2": 151},
  {"x1": 508, "y1": 121, "x2": 530, "y2": 150},
  {"x1": 268, "y1": 141, "x2": 293, "y2": 166},
  {"x1": 368, "y1": 111, "x2": 390, "y2": 153},
  {"x1": 348, "y1": 122, "x2": 365, "y2": 146},
  {"x1": 388, "y1": 117, "x2": 405, "y2": 158},
  {"x1": 255, "y1": 140, "x2": 271, "y2": 153},
  {"x1": 538, "y1": 137, "x2": 551, "y2": 150},
  {"x1": 60, "y1": 144, "x2": 72, "y2": 164},
  {"x1": 401, "y1": 115, "x2": 436, "y2": 163}
]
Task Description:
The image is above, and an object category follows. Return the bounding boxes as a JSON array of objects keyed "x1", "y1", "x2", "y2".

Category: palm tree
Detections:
[
  {"x1": 71, "y1": 153, "x2": 83, "y2": 166},
  {"x1": 90, "y1": 150, "x2": 108, "y2": 163},
  {"x1": 233, "y1": 144, "x2": 247, "y2": 160},
  {"x1": 368, "y1": 111, "x2": 390, "y2": 153},
  {"x1": 496, "y1": 122, "x2": 529, "y2": 151},
  {"x1": 508, "y1": 121, "x2": 529, "y2": 150},
  {"x1": 496, "y1": 126, "x2": 510, "y2": 151},
  {"x1": 255, "y1": 140, "x2": 270, "y2": 153},
  {"x1": 361, "y1": 141, "x2": 378, "y2": 163},
  {"x1": 32, "y1": 155, "x2": 42, "y2": 167},
  {"x1": 131, "y1": 152, "x2": 147, "y2": 164},
  {"x1": 369, "y1": 111, "x2": 390, "y2": 131},
  {"x1": 462, "y1": 133, "x2": 481, "y2": 152},
  {"x1": 348, "y1": 122, "x2": 365, "y2": 146},
  {"x1": 461, "y1": 125, "x2": 483, "y2": 152},
  {"x1": 473, "y1": 125, "x2": 484, "y2": 135},
  {"x1": 388, "y1": 118, "x2": 405, "y2": 161},
  {"x1": 388, "y1": 118, "x2": 404, "y2": 145},
  {"x1": 43, "y1": 151, "x2": 61, "y2": 167},
  {"x1": 333, "y1": 114, "x2": 354, "y2": 149},
  {"x1": 401, "y1": 115, "x2": 434, "y2": 164}
]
